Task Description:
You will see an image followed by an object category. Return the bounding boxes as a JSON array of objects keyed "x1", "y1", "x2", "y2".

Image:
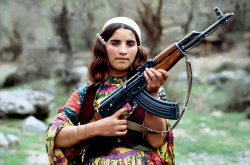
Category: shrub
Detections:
[{"x1": 223, "y1": 79, "x2": 250, "y2": 113}]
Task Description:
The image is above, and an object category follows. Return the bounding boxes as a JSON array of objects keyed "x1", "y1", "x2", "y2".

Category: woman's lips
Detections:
[{"x1": 116, "y1": 58, "x2": 129, "y2": 61}]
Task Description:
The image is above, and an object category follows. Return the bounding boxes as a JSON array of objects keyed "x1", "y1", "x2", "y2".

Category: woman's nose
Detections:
[{"x1": 119, "y1": 44, "x2": 127, "y2": 54}]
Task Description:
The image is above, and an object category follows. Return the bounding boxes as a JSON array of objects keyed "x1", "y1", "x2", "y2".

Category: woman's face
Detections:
[{"x1": 106, "y1": 28, "x2": 138, "y2": 77}]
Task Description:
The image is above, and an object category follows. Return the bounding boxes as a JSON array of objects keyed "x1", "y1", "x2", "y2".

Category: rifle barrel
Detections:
[{"x1": 181, "y1": 9, "x2": 234, "y2": 51}]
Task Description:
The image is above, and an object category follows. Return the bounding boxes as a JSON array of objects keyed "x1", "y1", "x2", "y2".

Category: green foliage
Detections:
[
  {"x1": 17, "y1": 132, "x2": 46, "y2": 151},
  {"x1": 0, "y1": 151, "x2": 27, "y2": 165},
  {"x1": 223, "y1": 79, "x2": 250, "y2": 112},
  {"x1": 164, "y1": 78, "x2": 249, "y2": 163},
  {"x1": 174, "y1": 88, "x2": 250, "y2": 164},
  {"x1": 0, "y1": 119, "x2": 22, "y2": 130}
]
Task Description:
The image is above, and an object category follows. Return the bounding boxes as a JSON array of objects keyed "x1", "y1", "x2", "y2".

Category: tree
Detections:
[
  {"x1": 136, "y1": 0, "x2": 163, "y2": 57},
  {"x1": 51, "y1": 3, "x2": 77, "y2": 88},
  {"x1": 69, "y1": 0, "x2": 107, "y2": 49},
  {"x1": 181, "y1": 0, "x2": 197, "y2": 34},
  {"x1": 0, "y1": 23, "x2": 22, "y2": 61}
]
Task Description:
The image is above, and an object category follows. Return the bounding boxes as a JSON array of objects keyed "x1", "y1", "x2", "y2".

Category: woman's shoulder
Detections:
[
  {"x1": 76, "y1": 83, "x2": 89, "y2": 98},
  {"x1": 77, "y1": 82, "x2": 101, "y2": 97}
]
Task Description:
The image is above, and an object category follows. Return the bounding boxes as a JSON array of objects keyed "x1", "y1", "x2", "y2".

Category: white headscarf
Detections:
[{"x1": 102, "y1": 17, "x2": 141, "y2": 43}]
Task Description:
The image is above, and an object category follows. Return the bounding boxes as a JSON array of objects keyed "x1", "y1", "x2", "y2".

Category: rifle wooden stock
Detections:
[{"x1": 153, "y1": 44, "x2": 184, "y2": 71}]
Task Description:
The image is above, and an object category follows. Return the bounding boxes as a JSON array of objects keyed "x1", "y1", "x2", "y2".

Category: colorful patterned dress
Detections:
[{"x1": 45, "y1": 76, "x2": 175, "y2": 165}]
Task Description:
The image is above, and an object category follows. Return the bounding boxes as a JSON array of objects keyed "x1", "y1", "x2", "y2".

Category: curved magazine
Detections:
[{"x1": 134, "y1": 89, "x2": 179, "y2": 120}]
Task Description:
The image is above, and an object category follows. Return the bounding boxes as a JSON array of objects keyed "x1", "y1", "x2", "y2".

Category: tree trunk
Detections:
[{"x1": 136, "y1": 0, "x2": 163, "y2": 57}]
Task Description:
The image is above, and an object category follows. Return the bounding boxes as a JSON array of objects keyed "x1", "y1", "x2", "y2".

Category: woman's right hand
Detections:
[
  {"x1": 54, "y1": 108, "x2": 127, "y2": 148},
  {"x1": 95, "y1": 107, "x2": 128, "y2": 137}
]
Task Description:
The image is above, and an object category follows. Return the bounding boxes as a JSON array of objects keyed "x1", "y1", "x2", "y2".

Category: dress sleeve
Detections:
[
  {"x1": 63, "y1": 85, "x2": 88, "y2": 124},
  {"x1": 45, "y1": 113, "x2": 72, "y2": 165},
  {"x1": 45, "y1": 85, "x2": 88, "y2": 165},
  {"x1": 158, "y1": 86, "x2": 168, "y2": 101}
]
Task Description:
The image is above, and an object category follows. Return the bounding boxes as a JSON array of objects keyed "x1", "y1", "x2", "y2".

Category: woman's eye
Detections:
[
  {"x1": 127, "y1": 42, "x2": 135, "y2": 47},
  {"x1": 111, "y1": 42, "x2": 119, "y2": 46}
]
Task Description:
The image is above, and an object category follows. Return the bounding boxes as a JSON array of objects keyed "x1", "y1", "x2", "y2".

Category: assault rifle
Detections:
[
  {"x1": 63, "y1": 7, "x2": 234, "y2": 162},
  {"x1": 98, "y1": 7, "x2": 234, "y2": 120}
]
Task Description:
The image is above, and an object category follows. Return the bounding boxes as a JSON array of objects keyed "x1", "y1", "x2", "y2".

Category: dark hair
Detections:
[{"x1": 88, "y1": 23, "x2": 148, "y2": 83}]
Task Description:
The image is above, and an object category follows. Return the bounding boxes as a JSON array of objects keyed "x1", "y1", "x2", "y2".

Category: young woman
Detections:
[{"x1": 45, "y1": 17, "x2": 175, "y2": 164}]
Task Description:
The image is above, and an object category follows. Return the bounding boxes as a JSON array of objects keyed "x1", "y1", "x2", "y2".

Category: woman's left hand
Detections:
[
  {"x1": 144, "y1": 68, "x2": 169, "y2": 97},
  {"x1": 143, "y1": 68, "x2": 169, "y2": 148}
]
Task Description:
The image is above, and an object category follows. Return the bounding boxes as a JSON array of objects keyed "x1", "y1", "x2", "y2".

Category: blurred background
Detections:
[{"x1": 0, "y1": 0, "x2": 249, "y2": 164}]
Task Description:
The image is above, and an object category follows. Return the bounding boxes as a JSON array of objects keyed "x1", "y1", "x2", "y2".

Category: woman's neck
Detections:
[{"x1": 109, "y1": 69, "x2": 129, "y2": 78}]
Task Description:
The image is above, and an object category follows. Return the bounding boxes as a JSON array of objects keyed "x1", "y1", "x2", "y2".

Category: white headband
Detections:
[{"x1": 102, "y1": 17, "x2": 141, "y2": 43}]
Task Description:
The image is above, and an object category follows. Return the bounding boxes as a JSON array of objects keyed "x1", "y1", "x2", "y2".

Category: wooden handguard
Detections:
[{"x1": 153, "y1": 43, "x2": 184, "y2": 71}]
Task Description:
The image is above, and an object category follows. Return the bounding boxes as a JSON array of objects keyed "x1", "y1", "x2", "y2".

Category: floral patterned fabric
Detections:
[{"x1": 45, "y1": 76, "x2": 175, "y2": 165}]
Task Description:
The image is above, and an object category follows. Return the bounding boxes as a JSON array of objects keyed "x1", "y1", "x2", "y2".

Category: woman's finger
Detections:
[
  {"x1": 150, "y1": 68, "x2": 163, "y2": 81},
  {"x1": 145, "y1": 68, "x2": 157, "y2": 81},
  {"x1": 116, "y1": 130, "x2": 127, "y2": 136},
  {"x1": 112, "y1": 107, "x2": 127, "y2": 118},
  {"x1": 158, "y1": 69, "x2": 169, "y2": 80},
  {"x1": 116, "y1": 124, "x2": 127, "y2": 131},
  {"x1": 116, "y1": 119, "x2": 127, "y2": 125},
  {"x1": 144, "y1": 69, "x2": 151, "y2": 82}
]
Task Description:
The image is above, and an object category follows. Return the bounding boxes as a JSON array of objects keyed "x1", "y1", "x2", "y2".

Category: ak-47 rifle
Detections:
[
  {"x1": 63, "y1": 7, "x2": 234, "y2": 162},
  {"x1": 98, "y1": 7, "x2": 234, "y2": 120}
]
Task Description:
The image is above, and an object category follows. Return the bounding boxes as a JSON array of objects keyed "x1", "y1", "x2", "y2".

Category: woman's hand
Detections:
[
  {"x1": 143, "y1": 68, "x2": 169, "y2": 148},
  {"x1": 95, "y1": 107, "x2": 127, "y2": 137},
  {"x1": 144, "y1": 68, "x2": 169, "y2": 97}
]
